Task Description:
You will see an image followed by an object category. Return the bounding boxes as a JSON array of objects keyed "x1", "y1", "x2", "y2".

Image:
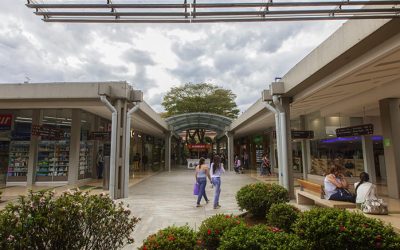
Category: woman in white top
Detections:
[
  {"x1": 210, "y1": 155, "x2": 225, "y2": 209},
  {"x1": 354, "y1": 172, "x2": 377, "y2": 209}
]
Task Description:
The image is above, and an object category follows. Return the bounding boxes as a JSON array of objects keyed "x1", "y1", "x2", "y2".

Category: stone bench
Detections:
[{"x1": 296, "y1": 179, "x2": 356, "y2": 209}]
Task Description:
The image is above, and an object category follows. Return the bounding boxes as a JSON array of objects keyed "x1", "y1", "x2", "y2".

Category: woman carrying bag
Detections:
[
  {"x1": 355, "y1": 172, "x2": 388, "y2": 214},
  {"x1": 195, "y1": 157, "x2": 212, "y2": 207},
  {"x1": 324, "y1": 165, "x2": 355, "y2": 202}
]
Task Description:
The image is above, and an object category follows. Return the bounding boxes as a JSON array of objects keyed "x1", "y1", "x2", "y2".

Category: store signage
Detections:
[
  {"x1": 292, "y1": 130, "x2": 314, "y2": 139},
  {"x1": 272, "y1": 130, "x2": 314, "y2": 139},
  {"x1": 31, "y1": 125, "x2": 64, "y2": 140},
  {"x1": 253, "y1": 135, "x2": 263, "y2": 144},
  {"x1": 336, "y1": 124, "x2": 374, "y2": 137},
  {"x1": 187, "y1": 144, "x2": 211, "y2": 150},
  {"x1": 89, "y1": 131, "x2": 111, "y2": 140},
  {"x1": 0, "y1": 114, "x2": 12, "y2": 131}
]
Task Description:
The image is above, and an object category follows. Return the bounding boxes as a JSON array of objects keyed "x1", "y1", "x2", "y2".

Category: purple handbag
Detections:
[{"x1": 193, "y1": 183, "x2": 199, "y2": 195}]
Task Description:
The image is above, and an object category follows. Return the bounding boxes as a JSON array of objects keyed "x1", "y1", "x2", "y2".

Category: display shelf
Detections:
[
  {"x1": 7, "y1": 141, "x2": 30, "y2": 181},
  {"x1": 36, "y1": 141, "x2": 69, "y2": 181},
  {"x1": 78, "y1": 141, "x2": 93, "y2": 179}
]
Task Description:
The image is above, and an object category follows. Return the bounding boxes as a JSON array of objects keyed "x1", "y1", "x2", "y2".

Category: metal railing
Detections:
[{"x1": 26, "y1": 0, "x2": 400, "y2": 23}]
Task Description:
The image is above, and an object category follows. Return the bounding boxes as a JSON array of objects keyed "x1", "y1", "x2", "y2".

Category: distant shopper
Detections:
[
  {"x1": 133, "y1": 153, "x2": 141, "y2": 171},
  {"x1": 142, "y1": 155, "x2": 148, "y2": 171},
  {"x1": 195, "y1": 157, "x2": 212, "y2": 207},
  {"x1": 96, "y1": 149, "x2": 104, "y2": 179},
  {"x1": 210, "y1": 155, "x2": 225, "y2": 209},
  {"x1": 261, "y1": 153, "x2": 271, "y2": 176},
  {"x1": 243, "y1": 151, "x2": 249, "y2": 169},
  {"x1": 220, "y1": 153, "x2": 226, "y2": 165},
  {"x1": 354, "y1": 172, "x2": 377, "y2": 209},
  {"x1": 234, "y1": 154, "x2": 243, "y2": 174},
  {"x1": 324, "y1": 165, "x2": 355, "y2": 202}
]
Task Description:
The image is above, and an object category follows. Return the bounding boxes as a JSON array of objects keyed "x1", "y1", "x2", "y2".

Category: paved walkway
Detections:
[
  {"x1": 0, "y1": 170, "x2": 156, "y2": 210},
  {"x1": 122, "y1": 168, "x2": 260, "y2": 249}
]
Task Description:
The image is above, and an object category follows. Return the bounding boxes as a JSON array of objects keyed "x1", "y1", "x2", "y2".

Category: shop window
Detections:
[
  {"x1": 79, "y1": 111, "x2": 94, "y2": 180},
  {"x1": 7, "y1": 110, "x2": 32, "y2": 183},
  {"x1": 36, "y1": 109, "x2": 71, "y2": 182},
  {"x1": 310, "y1": 136, "x2": 364, "y2": 177}
]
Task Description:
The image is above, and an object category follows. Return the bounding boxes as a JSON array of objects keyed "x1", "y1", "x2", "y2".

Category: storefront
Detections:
[
  {"x1": 0, "y1": 109, "x2": 111, "y2": 186},
  {"x1": 303, "y1": 112, "x2": 385, "y2": 185}
]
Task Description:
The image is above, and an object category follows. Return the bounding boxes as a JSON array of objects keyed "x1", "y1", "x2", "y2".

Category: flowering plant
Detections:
[
  {"x1": 0, "y1": 190, "x2": 140, "y2": 249},
  {"x1": 219, "y1": 224, "x2": 308, "y2": 250},
  {"x1": 197, "y1": 214, "x2": 244, "y2": 250},
  {"x1": 139, "y1": 225, "x2": 197, "y2": 250},
  {"x1": 293, "y1": 207, "x2": 400, "y2": 249}
]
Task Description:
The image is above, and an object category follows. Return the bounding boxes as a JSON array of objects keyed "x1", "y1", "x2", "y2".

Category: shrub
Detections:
[
  {"x1": 197, "y1": 214, "x2": 244, "y2": 250},
  {"x1": 236, "y1": 182, "x2": 289, "y2": 217},
  {"x1": 0, "y1": 190, "x2": 140, "y2": 250},
  {"x1": 293, "y1": 207, "x2": 400, "y2": 250},
  {"x1": 267, "y1": 203, "x2": 300, "y2": 232},
  {"x1": 139, "y1": 225, "x2": 197, "y2": 250},
  {"x1": 219, "y1": 224, "x2": 309, "y2": 250}
]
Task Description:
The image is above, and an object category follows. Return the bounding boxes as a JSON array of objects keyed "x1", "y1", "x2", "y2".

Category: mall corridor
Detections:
[{"x1": 122, "y1": 168, "x2": 259, "y2": 249}]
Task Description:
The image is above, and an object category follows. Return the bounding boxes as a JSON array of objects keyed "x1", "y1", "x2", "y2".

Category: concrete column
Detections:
[
  {"x1": 281, "y1": 97, "x2": 294, "y2": 198},
  {"x1": 299, "y1": 115, "x2": 310, "y2": 180},
  {"x1": 269, "y1": 132, "x2": 276, "y2": 174},
  {"x1": 379, "y1": 98, "x2": 400, "y2": 198},
  {"x1": 68, "y1": 109, "x2": 81, "y2": 185},
  {"x1": 226, "y1": 132, "x2": 234, "y2": 171},
  {"x1": 113, "y1": 99, "x2": 128, "y2": 199},
  {"x1": 302, "y1": 140, "x2": 311, "y2": 180},
  {"x1": 362, "y1": 135, "x2": 376, "y2": 183},
  {"x1": 165, "y1": 132, "x2": 171, "y2": 172},
  {"x1": 27, "y1": 109, "x2": 42, "y2": 186}
]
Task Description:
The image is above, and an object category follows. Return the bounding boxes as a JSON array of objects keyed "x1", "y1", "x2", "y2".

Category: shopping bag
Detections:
[
  {"x1": 361, "y1": 198, "x2": 388, "y2": 215},
  {"x1": 193, "y1": 183, "x2": 199, "y2": 195}
]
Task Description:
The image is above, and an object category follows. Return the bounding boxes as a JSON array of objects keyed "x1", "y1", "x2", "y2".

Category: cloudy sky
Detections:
[{"x1": 0, "y1": 0, "x2": 344, "y2": 113}]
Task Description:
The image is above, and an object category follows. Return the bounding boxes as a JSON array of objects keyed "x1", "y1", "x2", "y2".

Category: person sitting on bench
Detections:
[{"x1": 324, "y1": 165, "x2": 355, "y2": 203}]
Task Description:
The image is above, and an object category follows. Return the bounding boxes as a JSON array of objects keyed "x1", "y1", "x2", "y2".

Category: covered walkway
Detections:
[{"x1": 122, "y1": 168, "x2": 259, "y2": 249}]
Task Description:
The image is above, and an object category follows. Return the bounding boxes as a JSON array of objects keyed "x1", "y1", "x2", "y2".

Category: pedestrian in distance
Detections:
[
  {"x1": 96, "y1": 149, "x2": 104, "y2": 179},
  {"x1": 261, "y1": 153, "x2": 272, "y2": 176},
  {"x1": 234, "y1": 154, "x2": 243, "y2": 174},
  {"x1": 195, "y1": 157, "x2": 212, "y2": 207},
  {"x1": 210, "y1": 155, "x2": 225, "y2": 209}
]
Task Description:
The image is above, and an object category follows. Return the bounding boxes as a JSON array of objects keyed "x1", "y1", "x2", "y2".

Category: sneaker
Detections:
[
  {"x1": 214, "y1": 205, "x2": 221, "y2": 209},
  {"x1": 196, "y1": 204, "x2": 202, "y2": 207},
  {"x1": 206, "y1": 200, "x2": 209, "y2": 204}
]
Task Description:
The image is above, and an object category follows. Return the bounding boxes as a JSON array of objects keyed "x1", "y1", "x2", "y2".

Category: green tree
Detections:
[
  {"x1": 162, "y1": 83, "x2": 239, "y2": 119},
  {"x1": 162, "y1": 83, "x2": 239, "y2": 144}
]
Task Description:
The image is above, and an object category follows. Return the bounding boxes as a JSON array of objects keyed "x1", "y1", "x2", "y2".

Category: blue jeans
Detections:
[
  {"x1": 329, "y1": 188, "x2": 355, "y2": 203},
  {"x1": 212, "y1": 177, "x2": 221, "y2": 207},
  {"x1": 197, "y1": 177, "x2": 209, "y2": 205}
]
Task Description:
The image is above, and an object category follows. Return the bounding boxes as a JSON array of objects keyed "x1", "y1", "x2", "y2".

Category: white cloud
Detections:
[{"x1": 0, "y1": 0, "x2": 343, "y2": 113}]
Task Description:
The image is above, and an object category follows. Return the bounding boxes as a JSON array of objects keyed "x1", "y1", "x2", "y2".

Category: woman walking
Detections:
[
  {"x1": 262, "y1": 153, "x2": 272, "y2": 176},
  {"x1": 195, "y1": 157, "x2": 212, "y2": 207},
  {"x1": 210, "y1": 155, "x2": 225, "y2": 209}
]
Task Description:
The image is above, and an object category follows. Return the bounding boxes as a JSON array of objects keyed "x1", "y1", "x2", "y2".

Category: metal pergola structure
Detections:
[
  {"x1": 26, "y1": 0, "x2": 400, "y2": 23},
  {"x1": 165, "y1": 113, "x2": 232, "y2": 138}
]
